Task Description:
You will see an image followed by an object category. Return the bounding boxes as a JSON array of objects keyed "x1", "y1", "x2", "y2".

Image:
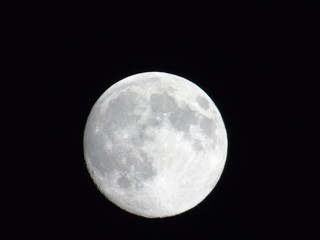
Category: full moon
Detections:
[{"x1": 83, "y1": 72, "x2": 228, "y2": 218}]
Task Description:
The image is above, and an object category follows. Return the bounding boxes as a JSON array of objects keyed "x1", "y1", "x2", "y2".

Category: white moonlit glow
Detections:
[{"x1": 83, "y1": 72, "x2": 228, "y2": 218}]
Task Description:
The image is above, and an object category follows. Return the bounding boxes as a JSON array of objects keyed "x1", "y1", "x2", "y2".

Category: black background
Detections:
[{"x1": 7, "y1": 2, "x2": 314, "y2": 239}]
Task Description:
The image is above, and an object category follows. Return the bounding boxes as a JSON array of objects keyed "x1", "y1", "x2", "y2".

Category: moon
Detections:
[{"x1": 83, "y1": 72, "x2": 228, "y2": 218}]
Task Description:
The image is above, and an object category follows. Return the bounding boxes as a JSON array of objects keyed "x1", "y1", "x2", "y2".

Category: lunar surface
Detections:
[{"x1": 83, "y1": 72, "x2": 228, "y2": 218}]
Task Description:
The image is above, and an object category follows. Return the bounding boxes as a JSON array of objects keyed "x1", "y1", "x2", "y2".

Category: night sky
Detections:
[{"x1": 7, "y1": 2, "x2": 313, "y2": 239}]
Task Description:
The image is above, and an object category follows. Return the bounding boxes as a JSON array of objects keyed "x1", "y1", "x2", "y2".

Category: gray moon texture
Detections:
[{"x1": 83, "y1": 72, "x2": 228, "y2": 218}]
